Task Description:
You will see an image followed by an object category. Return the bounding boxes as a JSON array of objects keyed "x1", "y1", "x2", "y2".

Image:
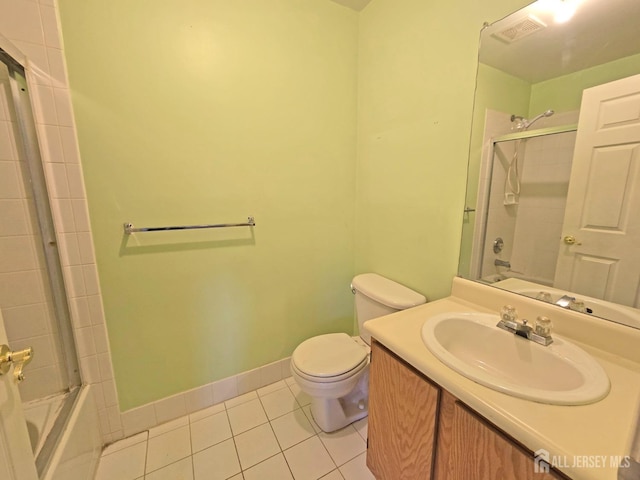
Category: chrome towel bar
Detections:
[{"x1": 124, "y1": 216, "x2": 255, "y2": 234}]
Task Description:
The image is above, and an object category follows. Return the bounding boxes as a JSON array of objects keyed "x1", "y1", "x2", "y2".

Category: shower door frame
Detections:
[{"x1": 1, "y1": 47, "x2": 82, "y2": 475}]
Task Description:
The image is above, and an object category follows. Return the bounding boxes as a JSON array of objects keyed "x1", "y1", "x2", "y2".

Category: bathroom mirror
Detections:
[{"x1": 459, "y1": 0, "x2": 640, "y2": 329}]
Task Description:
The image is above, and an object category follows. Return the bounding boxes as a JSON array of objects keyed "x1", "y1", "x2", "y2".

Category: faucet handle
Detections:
[
  {"x1": 500, "y1": 305, "x2": 518, "y2": 323},
  {"x1": 534, "y1": 316, "x2": 552, "y2": 337}
]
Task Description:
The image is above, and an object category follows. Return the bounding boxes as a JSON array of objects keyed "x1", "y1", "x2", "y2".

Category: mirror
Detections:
[{"x1": 459, "y1": 0, "x2": 640, "y2": 329}]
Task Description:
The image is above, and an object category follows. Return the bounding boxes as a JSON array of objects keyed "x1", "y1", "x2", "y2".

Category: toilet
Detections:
[{"x1": 290, "y1": 273, "x2": 426, "y2": 432}]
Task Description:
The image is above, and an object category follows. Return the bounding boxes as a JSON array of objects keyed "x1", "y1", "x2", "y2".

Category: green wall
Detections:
[
  {"x1": 529, "y1": 52, "x2": 640, "y2": 114},
  {"x1": 355, "y1": 0, "x2": 529, "y2": 299},
  {"x1": 58, "y1": 0, "x2": 359, "y2": 410},
  {"x1": 58, "y1": 0, "x2": 531, "y2": 410}
]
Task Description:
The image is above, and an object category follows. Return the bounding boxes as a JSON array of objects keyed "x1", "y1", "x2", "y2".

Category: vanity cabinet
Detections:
[
  {"x1": 367, "y1": 340, "x2": 568, "y2": 480},
  {"x1": 367, "y1": 338, "x2": 440, "y2": 478}
]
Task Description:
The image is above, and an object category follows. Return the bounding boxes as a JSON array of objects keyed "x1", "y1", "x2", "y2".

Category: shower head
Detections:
[
  {"x1": 523, "y1": 109, "x2": 554, "y2": 129},
  {"x1": 510, "y1": 109, "x2": 554, "y2": 130}
]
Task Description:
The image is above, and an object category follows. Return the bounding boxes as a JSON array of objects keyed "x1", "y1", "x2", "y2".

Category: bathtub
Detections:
[
  {"x1": 37, "y1": 385, "x2": 102, "y2": 480},
  {"x1": 23, "y1": 392, "x2": 70, "y2": 458}
]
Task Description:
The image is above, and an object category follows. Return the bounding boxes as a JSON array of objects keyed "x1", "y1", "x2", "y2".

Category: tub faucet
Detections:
[{"x1": 494, "y1": 259, "x2": 511, "y2": 268}]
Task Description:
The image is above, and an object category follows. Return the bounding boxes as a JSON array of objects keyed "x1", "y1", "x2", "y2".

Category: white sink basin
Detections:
[{"x1": 421, "y1": 312, "x2": 610, "y2": 405}]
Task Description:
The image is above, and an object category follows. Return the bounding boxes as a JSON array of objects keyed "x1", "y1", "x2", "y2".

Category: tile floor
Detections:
[{"x1": 95, "y1": 377, "x2": 374, "y2": 480}]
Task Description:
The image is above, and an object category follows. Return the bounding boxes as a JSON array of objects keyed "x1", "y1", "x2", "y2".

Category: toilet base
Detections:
[{"x1": 310, "y1": 370, "x2": 369, "y2": 433}]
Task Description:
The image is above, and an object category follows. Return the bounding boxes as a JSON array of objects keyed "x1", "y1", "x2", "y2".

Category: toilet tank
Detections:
[{"x1": 351, "y1": 273, "x2": 427, "y2": 345}]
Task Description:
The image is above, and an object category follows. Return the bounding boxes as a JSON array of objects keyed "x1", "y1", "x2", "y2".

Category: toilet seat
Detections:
[{"x1": 291, "y1": 333, "x2": 368, "y2": 383}]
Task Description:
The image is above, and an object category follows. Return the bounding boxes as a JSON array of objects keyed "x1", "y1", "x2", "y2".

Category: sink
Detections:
[{"x1": 421, "y1": 312, "x2": 610, "y2": 405}]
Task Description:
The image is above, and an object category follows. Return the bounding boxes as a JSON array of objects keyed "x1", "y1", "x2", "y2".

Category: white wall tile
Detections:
[
  {"x1": 46, "y1": 47, "x2": 66, "y2": 87},
  {"x1": 71, "y1": 199, "x2": 90, "y2": 231},
  {"x1": 82, "y1": 264, "x2": 100, "y2": 295},
  {"x1": 98, "y1": 352, "x2": 114, "y2": 380},
  {"x1": 87, "y1": 294, "x2": 106, "y2": 325},
  {"x1": 0, "y1": 0, "x2": 44, "y2": 45},
  {"x1": 2, "y1": 303, "x2": 49, "y2": 339},
  {"x1": 0, "y1": 161, "x2": 21, "y2": 199},
  {"x1": 58, "y1": 232, "x2": 81, "y2": 266},
  {"x1": 39, "y1": 4, "x2": 61, "y2": 49},
  {"x1": 0, "y1": 236, "x2": 37, "y2": 272},
  {"x1": 121, "y1": 404, "x2": 157, "y2": 438},
  {"x1": 0, "y1": 200, "x2": 29, "y2": 235},
  {"x1": 52, "y1": 198, "x2": 76, "y2": 232},
  {"x1": 77, "y1": 232, "x2": 95, "y2": 264},
  {"x1": 65, "y1": 163, "x2": 85, "y2": 198},
  {"x1": 58, "y1": 125, "x2": 79, "y2": 162},
  {"x1": 17, "y1": 365, "x2": 64, "y2": 401},
  {"x1": 69, "y1": 296, "x2": 91, "y2": 328},
  {"x1": 92, "y1": 323, "x2": 110, "y2": 354},
  {"x1": 102, "y1": 378, "x2": 119, "y2": 407},
  {"x1": 46, "y1": 162, "x2": 70, "y2": 198},
  {"x1": 79, "y1": 354, "x2": 101, "y2": 384},
  {"x1": 75, "y1": 326, "x2": 97, "y2": 357},
  {"x1": 53, "y1": 89, "x2": 74, "y2": 127},
  {"x1": 38, "y1": 124, "x2": 64, "y2": 162},
  {"x1": 63, "y1": 265, "x2": 86, "y2": 297},
  {"x1": 236, "y1": 367, "x2": 261, "y2": 395},
  {"x1": 154, "y1": 393, "x2": 188, "y2": 425},
  {"x1": 260, "y1": 360, "x2": 283, "y2": 386},
  {"x1": 107, "y1": 405, "x2": 123, "y2": 434},
  {"x1": 213, "y1": 376, "x2": 238, "y2": 404},
  {"x1": 32, "y1": 84, "x2": 57, "y2": 124},
  {"x1": 0, "y1": 270, "x2": 44, "y2": 306},
  {"x1": 184, "y1": 384, "x2": 215, "y2": 414}
]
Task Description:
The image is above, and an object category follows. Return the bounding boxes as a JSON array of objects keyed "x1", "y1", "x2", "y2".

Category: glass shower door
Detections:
[{"x1": 0, "y1": 48, "x2": 81, "y2": 476}]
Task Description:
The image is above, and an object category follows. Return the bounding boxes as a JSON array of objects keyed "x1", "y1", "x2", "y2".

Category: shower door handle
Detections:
[{"x1": 0, "y1": 344, "x2": 34, "y2": 383}]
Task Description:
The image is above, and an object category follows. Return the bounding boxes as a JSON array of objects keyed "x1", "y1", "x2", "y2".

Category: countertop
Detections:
[{"x1": 363, "y1": 277, "x2": 640, "y2": 480}]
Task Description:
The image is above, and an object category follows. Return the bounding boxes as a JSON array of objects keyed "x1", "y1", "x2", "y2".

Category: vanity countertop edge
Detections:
[{"x1": 363, "y1": 277, "x2": 640, "y2": 480}]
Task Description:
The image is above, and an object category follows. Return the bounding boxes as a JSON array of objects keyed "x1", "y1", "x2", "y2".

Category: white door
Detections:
[
  {"x1": 554, "y1": 73, "x2": 640, "y2": 308},
  {"x1": 0, "y1": 309, "x2": 38, "y2": 480}
]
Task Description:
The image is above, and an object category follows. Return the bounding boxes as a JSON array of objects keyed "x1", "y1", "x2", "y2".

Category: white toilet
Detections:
[{"x1": 290, "y1": 273, "x2": 426, "y2": 432}]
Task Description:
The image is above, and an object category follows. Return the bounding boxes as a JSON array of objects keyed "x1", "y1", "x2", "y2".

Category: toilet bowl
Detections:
[{"x1": 291, "y1": 273, "x2": 426, "y2": 432}]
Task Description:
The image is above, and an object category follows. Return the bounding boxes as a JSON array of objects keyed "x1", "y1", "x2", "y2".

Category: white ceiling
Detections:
[
  {"x1": 329, "y1": 0, "x2": 372, "y2": 12},
  {"x1": 481, "y1": 0, "x2": 640, "y2": 83}
]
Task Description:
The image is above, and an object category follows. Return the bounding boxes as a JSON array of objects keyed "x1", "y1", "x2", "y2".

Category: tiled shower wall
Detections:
[
  {"x1": 479, "y1": 110, "x2": 579, "y2": 284},
  {"x1": 0, "y1": 0, "x2": 121, "y2": 443},
  {"x1": 0, "y1": 63, "x2": 69, "y2": 401},
  {"x1": 510, "y1": 130, "x2": 577, "y2": 283}
]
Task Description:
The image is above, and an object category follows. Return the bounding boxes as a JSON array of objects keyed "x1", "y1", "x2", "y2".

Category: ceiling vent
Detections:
[{"x1": 492, "y1": 15, "x2": 547, "y2": 44}]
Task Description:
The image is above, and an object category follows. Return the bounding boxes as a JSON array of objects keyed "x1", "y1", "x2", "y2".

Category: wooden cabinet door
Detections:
[
  {"x1": 367, "y1": 341, "x2": 440, "y2": 479},
  {"x1": 434, "y1": 391, "x2": 567, "y2": 480}
]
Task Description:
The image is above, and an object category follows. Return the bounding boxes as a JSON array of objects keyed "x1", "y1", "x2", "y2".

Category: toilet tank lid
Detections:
[{"x1": 351, "y1": 273, "x2": 427, "y2": 309}]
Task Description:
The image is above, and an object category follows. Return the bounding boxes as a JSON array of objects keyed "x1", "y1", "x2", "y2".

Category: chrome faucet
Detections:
[
  {"x1": 494, "y1": 259, "x2": 511, "y2": 268},
  {"x1": 555, "y1": 295, "x2": 593, "y2": 314},
  {"x1": 496, "y1": 305, "x2": 553, "y2": 346}
]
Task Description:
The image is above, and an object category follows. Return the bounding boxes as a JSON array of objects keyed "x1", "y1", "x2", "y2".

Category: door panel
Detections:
[
  {"x1": 0, "y1": 309, "x2": 38, "y2": 480},
  {"x1": 554, "y1": 74, "x2": 640, "y2": 308}
]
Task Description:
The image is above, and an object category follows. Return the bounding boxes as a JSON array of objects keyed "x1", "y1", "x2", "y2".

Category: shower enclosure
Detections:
[
  {"x1": 477, "y1": 126, "x2": 578, "y2": 285},
  {"x1": 0, "y1": 48, "x2": 84, "y2": 477}
]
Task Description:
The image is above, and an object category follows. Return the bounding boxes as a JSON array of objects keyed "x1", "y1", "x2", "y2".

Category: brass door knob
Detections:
[
  {"x1": 0, "y1": 344, "x2": 33, "y2": 383},
  {"x1": 563, "y1": 235, "x2": 582, "y2": 245}
]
